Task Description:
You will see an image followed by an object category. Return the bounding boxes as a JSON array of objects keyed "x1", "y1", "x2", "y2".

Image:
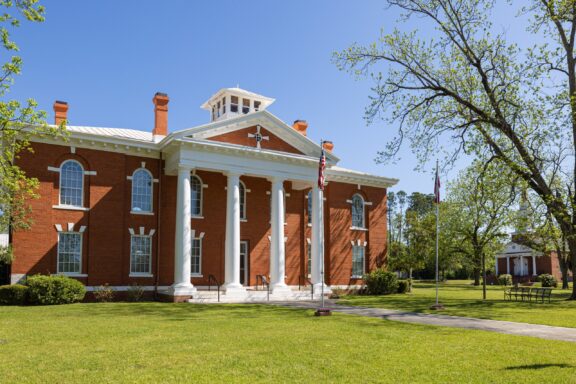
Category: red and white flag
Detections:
[
  {"x1": 434, "y1": 164, "x2": 441, "y2": 204},
  {"x1": 318, "y1": 146, "x2": 326, "y2": 191}
]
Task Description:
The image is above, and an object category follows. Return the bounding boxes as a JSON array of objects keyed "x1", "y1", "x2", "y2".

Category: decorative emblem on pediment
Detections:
[{"x1": 247, "y1": 125, "x2": 269, "y2": 149}]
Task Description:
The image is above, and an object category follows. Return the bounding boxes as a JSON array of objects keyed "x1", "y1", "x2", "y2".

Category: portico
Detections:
[{"x1": 163, "y1": 134, "x2": 332, "y2": 300}]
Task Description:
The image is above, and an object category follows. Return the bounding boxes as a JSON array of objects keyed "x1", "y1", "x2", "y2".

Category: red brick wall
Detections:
[
  {"x1": 208, "y1": 126, "x2": 304, "y2": 155},
  {"x1": 12, "y1": 142, "x2": 388, "y2": 289},
  {"x1": 325, "y1": 182, "x2": 387, "y2": 286}
]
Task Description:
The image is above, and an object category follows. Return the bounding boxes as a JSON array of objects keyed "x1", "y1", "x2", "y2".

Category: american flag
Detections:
[
  {"x1": 434, "y1": 164, "x2": 440, "y2": 204},
  {"x1": 318, "y1": 144, "x2": 326, "y2": 191}
]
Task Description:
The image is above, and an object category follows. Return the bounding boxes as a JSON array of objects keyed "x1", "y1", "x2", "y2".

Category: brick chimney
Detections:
[
  {"x1": 53, "y1": 101, "x2": 68, "y2": 125},
  {"x1": 153, "y1": 92, "x2": 169, "y2": 136},
  {"x1": 292, "y1": 120, "x2": 308, "y2": 136},
  {"x1": 323, "y1": 141, "x2": 334, "y2": 153}
]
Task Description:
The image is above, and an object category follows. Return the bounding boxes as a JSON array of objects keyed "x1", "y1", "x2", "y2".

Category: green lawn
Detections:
[
  {"x1": 337, "y1": 280, "x2": 576, "y2": 328},
  {"x1": 1, "y1": 303, "x2": 576, "y2": 383}
]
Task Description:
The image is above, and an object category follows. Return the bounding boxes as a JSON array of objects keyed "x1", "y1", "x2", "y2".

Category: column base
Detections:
[
  {"x1": 223, "y1": 283, "x2": 246, "y2": 295},
  {"x1": 313, "y1": 283, "x2": 332, "y2": 295},
  {"x1": 167, "y1": 283, "x2": 196, "y2": 296},
  {"x1": 271, "y1": 283, "x2": 292, "y2": 294}
]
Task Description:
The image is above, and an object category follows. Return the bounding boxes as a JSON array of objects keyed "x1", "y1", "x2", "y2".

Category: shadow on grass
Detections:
[
  {"x1": 505, "y1": 363, "x2": 574, "y2": 370},
  {"x1": 43, "y1": 302, "x2": 316, "y2": 323}
]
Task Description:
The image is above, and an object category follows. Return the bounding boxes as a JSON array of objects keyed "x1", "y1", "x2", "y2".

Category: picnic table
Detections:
[{"x1": 504, "y1": 286, "x2": 553, "y2": 303}]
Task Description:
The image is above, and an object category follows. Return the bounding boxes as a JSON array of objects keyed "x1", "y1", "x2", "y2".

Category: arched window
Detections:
[
  {"x1": 131, "y1": 169, "x2": 153, "y2": 213},
  {"x1": 60, "y1": 160, "x2": 84, "y2": 207},
  {"x1": 307, "y1": 190, "x2": 312, "y2": 225},
  {"x1": 240, "y1": 181, "x2": 247, "y2": 220},
  {"x1": 190, "y1": 175, "x2": 202, "y2": 217},
  {"x1": 351, "y1": 194, "x2": 365, "y2": 228}
]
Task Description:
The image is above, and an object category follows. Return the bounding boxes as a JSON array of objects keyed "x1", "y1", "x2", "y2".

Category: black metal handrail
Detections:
[
  {"x1": 298, "y1": 275, "x2": 314, "y2": 300},
  {"x1": 255, "y1": 274, "x2": 270, "y2": 301},
  {"x1": 208, "y1": 274, "x2": 221, "y2": 302}
]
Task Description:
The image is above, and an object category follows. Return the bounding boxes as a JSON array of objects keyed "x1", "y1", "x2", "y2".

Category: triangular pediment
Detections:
[
  {"x1": 498, "y1": 242, "x2": 542, "y2": 256},
  {"x1": 168, "y1": 110, "x2": 339, "y2": 162}
]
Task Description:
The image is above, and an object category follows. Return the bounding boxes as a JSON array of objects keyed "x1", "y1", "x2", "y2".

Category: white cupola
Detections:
[{"x1": 201, "y1": 87, "x2": 275, "y2": 122}]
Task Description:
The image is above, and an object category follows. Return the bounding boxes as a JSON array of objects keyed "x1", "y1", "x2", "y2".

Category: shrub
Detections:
[
  {"x1": 364, "y1": 269, "x2": 399, "y2": 295},
  {"x1": 0, "y1": 284, "x2": 28, "y2": 305},
  {"x1": 538, "y1": 274, "x2": 558, "y2": 288},
  {"x1": 127, "y1": 283, "x2": 144, "y2": 302},
  {"x1": 93, "y1": 284, "x2": 115, "y2": 302},
  {"x1": 397, "y1": 280, "x2": 409, "y2": 294},
  {"x1": 26, "y1": 275, "x2": 86, "y2": 305},
  {"x1": 498, "y1": 274, "x2": 513, "y2": 286}
]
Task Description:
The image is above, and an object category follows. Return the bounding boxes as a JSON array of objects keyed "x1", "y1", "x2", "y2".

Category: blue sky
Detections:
[{"x1": 8, "y1": 1, "x2": 525, "y2": 194}]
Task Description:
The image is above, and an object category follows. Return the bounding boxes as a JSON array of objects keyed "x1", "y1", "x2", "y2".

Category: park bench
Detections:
[{"x1": 503, "y1": 287, "x2": 553, "y2": 303}]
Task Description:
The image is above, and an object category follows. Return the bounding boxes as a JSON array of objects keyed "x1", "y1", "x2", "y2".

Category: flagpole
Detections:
[
  {"x1": 435, "y1": 159, "x2": 439, "y2": 306},
  {"x1": 431, "y1": 159, "x2": 443, "y2": 310},
  {"x1": 320, "y1": 137, "x2": 325, "y2": 309},
  {"x1": 315, "y1": 139, "x2": 330, "y2": 316}
]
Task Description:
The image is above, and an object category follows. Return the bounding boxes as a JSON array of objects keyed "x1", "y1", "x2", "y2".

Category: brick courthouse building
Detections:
[{"x1": 8, "y1": 88, "x2": 397, "y2": 301}]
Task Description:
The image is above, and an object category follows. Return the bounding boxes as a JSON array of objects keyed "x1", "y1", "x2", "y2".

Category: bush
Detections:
[
  {"x1": 26, "y1": 275, "x2": 86, "y2": 305},
  {"x1": 364, "y1": 269, "x2": 399, "y2": 295},
  {"x1": 397, "y1": 280, "x2": 409, "y2": 294},
  {"x1": 0, "y1": 284, "x2": 28, "y2": 305},
  {"x1": 498, "y1": 274, "x2": 513, "y2": 286},
  {"x1": 538, "y1": 274, "x2": 558, "y2": 288},
  {"x1": 93, "y1": 284, "x2": 115, "y2": 302},
  {"x1": 127, "y1": 284, "x2": 144, "y2": 302}
]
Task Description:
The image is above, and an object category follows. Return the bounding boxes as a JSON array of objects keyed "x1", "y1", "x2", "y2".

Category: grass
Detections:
[
  {"x1": 337, "y1": 280, "x2": 576, "y2": 328},
  {"x1": 1, "y1": 302, "x2": 576, "y2": 383}
]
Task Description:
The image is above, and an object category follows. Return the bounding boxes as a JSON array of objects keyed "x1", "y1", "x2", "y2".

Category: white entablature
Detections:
[{"x1": 200, "y1": 87, "x2": 275, "y2": 122}]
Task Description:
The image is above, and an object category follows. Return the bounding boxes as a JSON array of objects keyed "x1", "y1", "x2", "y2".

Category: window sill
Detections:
[
  {"x1": 129, "y1": 273, "x2": 153, "y2": 278},
  {"x1": 350, "y1": 227, "x2": 368, "y2": 232},
  {"x1": 192, "y1": 216, "x2": 204, "y2": 220},
  {"x1": 130, "y1": 211, "x2": 154, "y2": 216},
  {"x1": 307, "y1": 223, "x2": 312, "y2": 227},
  {"x1": 191, "y1": 274, "x2": 203, "y2": 278},
  {"x1": 53, "y1": 205, "x2": 89, "y2": 212},
  {"x1": 52, "y1": 273, "x2": 88, "y2": 277},
  {"x1": 350, "y1": 275, "x2": 363, "y2": 279},
  {"x1": 240, "y1": 219, "x2": 248, "y2": 223}
]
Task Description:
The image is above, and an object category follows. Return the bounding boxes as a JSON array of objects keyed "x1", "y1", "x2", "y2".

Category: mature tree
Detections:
[
  {"x1": 334, "y1": 0, "x2": 576, "y2": 298},
  {"x1": 443, "y1": 161, "x2": 515, "y2": 298},
  {"x1": 0, "y1": 1, "x2": 64, "y2": 263}
]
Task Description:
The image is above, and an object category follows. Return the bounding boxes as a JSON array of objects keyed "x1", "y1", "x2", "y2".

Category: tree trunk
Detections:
[
  {"x1": 481, "y1": 252, "x2": 487, "y2": 301},
  {"x1": 473, "y1": 268, "x2": 480, "y2": 286},
  {"x1": 567, "y1": 238, "x2": 576, "y2": 299},
  {"x1": 559, "y1": 253, "x2": 570, "y2": 290},
  {"x1": 408, "y1": 267, "x2": 413, "y2": 293}
]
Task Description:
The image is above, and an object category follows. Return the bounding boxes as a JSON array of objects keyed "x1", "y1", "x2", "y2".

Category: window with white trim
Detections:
[
  {"x1": 222, "y1": 97, "x2": 226, "y2": 114},
  {"x1": 131, "y1": 169, "x2": 153, "y2": 213},
  {"x1": 130, "y1": 235, "x2": 152, "y2": 274},
  {"x1": 60, "y1": 160, "x2": 84, "y2": 207},
  {"x1": 352, "y1": 244, "x2": 365, "y2": 278},
  {"x1": 351, "y1": 194, "x2": 365, "y2": 228},
  {"x1": 240, "y1": 181, "x2": 247, "y2": 220},
  {"x1": 57, "y1": 232, "x2": 82, "y2": 273},
  {"x1": 242, "y1": 98, "x2": 250, "y2": 114},
  {"x1": 191, "y1": 175, "x2": 202, "y2": 217},
  {"x1": 191, "y1": 237, "x2": 202, "y2": 276},
  {"x1": 231, "y1": 96, "x2": 239, "y2": 113}
]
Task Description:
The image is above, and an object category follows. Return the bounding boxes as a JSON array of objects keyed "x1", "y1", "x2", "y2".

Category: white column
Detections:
[
  {"x1": 224, "y1": 172, "x2": 245, "y2": 293},
  {"x1": 311, "y1": 184, "x2": 330, "y2": 293},
  {"x1": 170, "y1": 166, "x2": 196, "y2": 296},
  {"x1": 495, "y1": 256, "x2": 499, "y2": 276},
  {"x1": 532, "y1": 255, "x2": 537, "y2": 276},
  {"x1": 270, "y1": 177, "x2": 289, "y2": 293},
  {"x1": 506, "y1": 256, "x2": 510, "y2": 274}
]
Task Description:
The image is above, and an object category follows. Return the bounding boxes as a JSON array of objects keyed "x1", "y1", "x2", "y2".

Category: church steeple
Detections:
[{"x1": 201, "y1": 87, "x2": 275, "y2": 122}]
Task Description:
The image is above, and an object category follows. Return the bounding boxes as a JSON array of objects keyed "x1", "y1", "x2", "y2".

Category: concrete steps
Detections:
[{"x1": 188, "y1": 288, "x2": 326, "y2": 304}]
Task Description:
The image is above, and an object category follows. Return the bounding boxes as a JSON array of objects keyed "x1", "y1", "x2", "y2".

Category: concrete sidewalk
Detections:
[{"x1": 275, "y1": 301, "x2": 576, "y2": 343}]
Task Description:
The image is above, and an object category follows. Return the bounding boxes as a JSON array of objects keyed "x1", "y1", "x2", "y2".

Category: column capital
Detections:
[
  {"x1": 223, "y1": 170, "x2": 242, "y2": 178},
  {"x1": 177, "y1": 164, "x2": 193, "y2": 173},
  {"x1": 268, "y1": 175, "x2": 285, "y2": 184}
]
